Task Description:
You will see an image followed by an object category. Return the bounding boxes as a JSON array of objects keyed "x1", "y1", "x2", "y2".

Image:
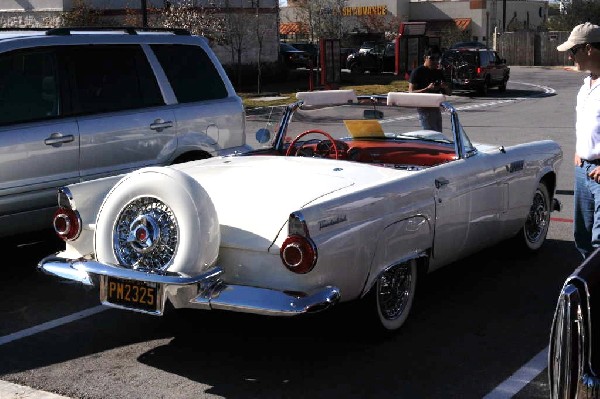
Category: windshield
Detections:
[{"x1": 246, "y1": 96, "x2": 458, "y2": 148}]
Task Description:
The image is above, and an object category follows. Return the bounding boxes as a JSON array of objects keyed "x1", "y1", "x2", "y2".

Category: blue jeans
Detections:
[
  {"x1": 417, "y1": 107, "x2": 442, "y2": 132},
  {"x1": 574, "y1": 160, "x2": 600, "y2": 258}
]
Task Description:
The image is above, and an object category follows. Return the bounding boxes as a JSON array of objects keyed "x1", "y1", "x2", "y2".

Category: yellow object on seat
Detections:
[{"x1": 343, "y1": 119, "x2": 385, "y2": 138}]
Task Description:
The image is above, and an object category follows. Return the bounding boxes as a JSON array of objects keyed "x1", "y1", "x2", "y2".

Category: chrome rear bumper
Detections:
[{"x1": 38, "y1": 254, "x2": 341, "y2": 317}]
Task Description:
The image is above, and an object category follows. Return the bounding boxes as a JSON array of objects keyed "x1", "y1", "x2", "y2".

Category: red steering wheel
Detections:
[{"x1": 285, "y1": 129, "x2": 340, "y2": 159}]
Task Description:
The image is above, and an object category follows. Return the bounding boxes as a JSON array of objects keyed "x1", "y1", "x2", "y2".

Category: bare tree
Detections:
[
  {"x1": 158, "y1": 0, "x2": 225, "y2": 40},
  {"x1": 222, "y1": 3, "x2": 253, "y2": 87},
  {"x1": 294, "y1": 0, "x2": 348, "y2": 41},
  {"x1": 543, "y1": 0, "x2": 600, "y2": 31},
  {"x1": 249, "y1": 0, "x2": 271, "y2": 94},
  {"x1": 356, "y1": 13, "x2": 405, "y2": 41},
  {"x1": 58, "y1": 0, "x2": 116, "y2": 27}
]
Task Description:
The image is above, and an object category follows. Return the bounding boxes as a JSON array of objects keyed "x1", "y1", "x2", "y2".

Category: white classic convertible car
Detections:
[{"x1": 39, "y1": 90, "x2": 563, "y2": 332}]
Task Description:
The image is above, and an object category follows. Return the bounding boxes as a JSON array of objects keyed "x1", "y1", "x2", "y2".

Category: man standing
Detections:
[
  {"x1": 408, "y1": 48, "x2": 451, "y2": 132},
  {"x1": 557, "y1": 22, "x2": 600, "y2": 258}
]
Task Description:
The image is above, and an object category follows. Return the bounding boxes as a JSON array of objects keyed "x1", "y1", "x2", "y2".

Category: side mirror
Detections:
[
  {"x1": 364, "y1": 109, "x2": 384, "y2": 119},
  {"x1": 255, "y1": 128, "x2": 271, "y2": 144}
]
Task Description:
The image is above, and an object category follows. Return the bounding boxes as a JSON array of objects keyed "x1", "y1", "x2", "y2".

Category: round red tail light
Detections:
[
  {"x1": 280, "y1": 234, "x2": 317, "y2": 274},
  {"x1": 53, "y1": 207, "x2": 81, "y2": 241}
]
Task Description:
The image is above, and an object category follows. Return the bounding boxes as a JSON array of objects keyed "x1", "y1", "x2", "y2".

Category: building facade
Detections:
[{"x1": 281, "y1": 0, "x2": 549, "y2": 50}]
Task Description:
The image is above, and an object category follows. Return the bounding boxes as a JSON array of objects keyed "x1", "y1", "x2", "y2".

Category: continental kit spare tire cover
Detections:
[{"x1": 94, "y1": 167, "x2": 220, "y2": 275}]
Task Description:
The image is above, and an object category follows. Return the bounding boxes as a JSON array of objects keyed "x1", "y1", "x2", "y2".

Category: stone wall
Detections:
[{"x1": 0, "y1": 11, "x2": 62, "y2": 27}]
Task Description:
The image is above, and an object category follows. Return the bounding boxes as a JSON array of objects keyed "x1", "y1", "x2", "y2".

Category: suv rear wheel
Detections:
[
  {"x1": 477, "y1": 78, "x2": 489, "y2": 96},
  {"x1": 498, "y1": 79, "x2": 508, "y2": 92}
]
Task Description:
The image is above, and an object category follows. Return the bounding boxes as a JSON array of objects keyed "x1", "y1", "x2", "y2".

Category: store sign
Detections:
[{"x1": 342, "y1": 5, "x2": 388, "y2": 16}]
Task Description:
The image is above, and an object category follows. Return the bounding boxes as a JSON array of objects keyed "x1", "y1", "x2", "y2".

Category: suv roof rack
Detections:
[
  {"x1": 0, "y1": 28, "x2": 48, "y2": 31},
  {"x1": 45, "y1": 27, "x2": 191, "y2": 36}
]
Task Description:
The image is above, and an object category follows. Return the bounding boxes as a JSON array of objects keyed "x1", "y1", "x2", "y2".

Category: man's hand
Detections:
[{"x1": 589, "y1": 166, "x2": 600, "y2": 182}]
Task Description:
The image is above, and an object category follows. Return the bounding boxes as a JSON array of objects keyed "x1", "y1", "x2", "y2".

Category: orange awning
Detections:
[
  {"x1": 454, "y1": 18, "x2": 472, "y2": 31},
  {"x1": 279, "y1": 22, "x2": 307, "y2": 35},
  {"x1": 423, "y1": 18, "x2": 472, "y2": 34}
]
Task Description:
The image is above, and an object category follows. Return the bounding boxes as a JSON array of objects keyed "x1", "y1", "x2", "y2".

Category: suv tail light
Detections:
[
  {"x1": 280, "y1": 212, "x2": 317, "y2": 274},
  {"x1": 53, "y1": 207, "x2": 81, "y2": 241},
  {"x1": 476, "y1": 66, "x2": 482, "y2": 76}
]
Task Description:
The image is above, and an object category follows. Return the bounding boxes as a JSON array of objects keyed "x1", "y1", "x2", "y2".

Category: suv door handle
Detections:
[
  {"x1": 44, "y1": 133, "x2": 74, "y2": 146},
  {"x1": 435, "y1": 177, "x2": 449, "y2": 188},
  {"x1": 150, "y1": 119, "x2": 173, "y2": 132}
]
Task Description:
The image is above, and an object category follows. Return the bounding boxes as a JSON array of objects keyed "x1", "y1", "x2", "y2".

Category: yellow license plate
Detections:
[{"x1": 104, "y1": 277, "x2": 158, "y2": 312}]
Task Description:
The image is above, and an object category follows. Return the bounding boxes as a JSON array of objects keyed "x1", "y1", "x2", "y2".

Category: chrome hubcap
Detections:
[
  {"x1": 113, "y1": 197, "x2": 178, "y2": 271},
  {"x1": 525, "y1": 190, "x2": 548, "y2": 243},
  {"x1": 378, "y1": 262, "x2": 412, "y2": 320}
]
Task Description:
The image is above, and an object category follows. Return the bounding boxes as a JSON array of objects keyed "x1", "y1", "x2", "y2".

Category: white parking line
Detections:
[
  {"x1": 0, "y1": 307, "x2": 108, "y2": 398},
  {"x1": 483, "y1": 346, "x2": 549, "y2": 398},
  {"x1": 0, "y1": 305, "x2": 107, "y2": 346}
]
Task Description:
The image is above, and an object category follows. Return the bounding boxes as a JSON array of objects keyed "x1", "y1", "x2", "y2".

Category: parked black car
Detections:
[
  {"x1": 340, "y1": 47, "x2": 357, "y2": 66},
  {"x1": 450, "y1": 41, "x2": 488, "y2": 49},
  {"x1": 549, "y1": 248, "x2": 600, "y2": 398},
  {"x1": 346, "y1": 41, "x2": 395, "y2": 74},
  {"x1": 440, "y1": 47, "x2": 510, "y2": 95},
  {"x1": 279, "y1": 42, "x2": 310, "y2": 69},
  {"x1": 289, "y1": 42, "x2": 318, "y2": 66}
]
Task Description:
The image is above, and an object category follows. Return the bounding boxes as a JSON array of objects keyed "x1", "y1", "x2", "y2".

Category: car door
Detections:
[
  {"x1": 429, "y1": 115, "x2": 507, "y2": 270},
  {"x1": 488, "y1": 51, "x2": 503, "y2": 84},
  {"x1": 0, "y1": 47, "x2": 79, "y2": 226},
  {"x1": 62, "y1": 44, "x2": 177, "y2": 181},
  {"x1": 370, "y1": 43, "x2": 386, "y2": 70},
  {"x1": 383, "y1": 42, "x2": 396, "y2": 72}
]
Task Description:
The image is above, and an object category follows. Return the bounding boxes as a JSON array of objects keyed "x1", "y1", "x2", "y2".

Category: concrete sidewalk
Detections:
[{"x1": 0, "y1": 380, "x2": 70, "y2": 399}]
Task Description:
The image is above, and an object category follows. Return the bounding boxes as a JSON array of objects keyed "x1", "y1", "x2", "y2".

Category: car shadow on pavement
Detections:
[{"x1": 132, "y1": 238, "x2": 579, "y2": 399}]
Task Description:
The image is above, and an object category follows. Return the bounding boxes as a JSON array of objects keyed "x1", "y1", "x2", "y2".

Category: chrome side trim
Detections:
[
  {"x1": 193, "y1": 284, "x2": 340, "y2": 316},
  {"x1": 549, "y1": 284, "x2": 582, "y2": 399}
]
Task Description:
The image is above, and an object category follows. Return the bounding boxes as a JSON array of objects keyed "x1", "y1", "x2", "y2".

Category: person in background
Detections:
[
  {"x1": 557, "y1": 22, "x2": 600, "y2": 258},
  {"x1": 408, "y1": 48, "x2": 451, "y2": 132}
]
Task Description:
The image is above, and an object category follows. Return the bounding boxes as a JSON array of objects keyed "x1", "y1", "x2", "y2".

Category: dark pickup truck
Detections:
[{"x1": 346, "y1": 41, "x2": 395, "y2": 74}]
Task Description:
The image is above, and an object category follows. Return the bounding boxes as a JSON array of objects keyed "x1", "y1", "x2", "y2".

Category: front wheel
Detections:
[
  {"x1": 514, "y1": 182, "x2": 551, "y2": 252},
  {"x1": 350, "y1": 63, "x2": 364, "y2": 75},
  {"x1": 363, "y1": 259, "x2": 418, "y2": 332}
]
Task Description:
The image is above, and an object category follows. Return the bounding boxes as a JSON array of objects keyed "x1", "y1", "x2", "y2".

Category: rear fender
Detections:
[{"x1": 361, "y1": 214, "x2": 433, "y2": 297}]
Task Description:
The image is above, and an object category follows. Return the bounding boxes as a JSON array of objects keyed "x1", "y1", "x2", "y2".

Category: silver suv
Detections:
[{"x1": 0, "y1": 27, "x2": 249, "y2": 238}]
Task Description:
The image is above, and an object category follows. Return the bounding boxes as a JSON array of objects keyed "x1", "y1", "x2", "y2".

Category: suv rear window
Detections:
[
  {"x1": 151, "y1": 44, "x2": 228, "y2": 103},
  {"x1": 0, "y1": 48, "x2": 59, "y2": 125},
  {"x1": 442, "y1": 51, "x2": 477, "y2": 66}
]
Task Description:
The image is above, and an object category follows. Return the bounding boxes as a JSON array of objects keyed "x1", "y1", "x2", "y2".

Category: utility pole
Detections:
[
  {"x1": 141, "y1": 0, "x2": 148, "y2": 27},
  {"x1": 502, "y1": 0, "x2": 506, "y2": 32}
]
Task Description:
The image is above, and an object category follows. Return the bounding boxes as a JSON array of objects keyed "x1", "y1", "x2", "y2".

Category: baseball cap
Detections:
[{"x1": 557, "y1": 22, "x2": 600, "y2": 51}]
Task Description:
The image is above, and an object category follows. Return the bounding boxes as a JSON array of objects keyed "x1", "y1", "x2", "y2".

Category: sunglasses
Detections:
[{"x1": 569, "y1": 44, "x2": 586, "y2": 56}]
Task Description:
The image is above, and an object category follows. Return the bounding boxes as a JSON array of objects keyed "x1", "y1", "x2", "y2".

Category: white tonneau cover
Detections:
[{"x1": 173, "y1": 155, "x2": 406, "y2": 249}]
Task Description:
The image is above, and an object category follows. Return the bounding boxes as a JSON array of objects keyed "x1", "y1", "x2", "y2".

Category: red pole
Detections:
[{"x1": 309, "y1": 60, "x2": 314, "y2": 91}]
